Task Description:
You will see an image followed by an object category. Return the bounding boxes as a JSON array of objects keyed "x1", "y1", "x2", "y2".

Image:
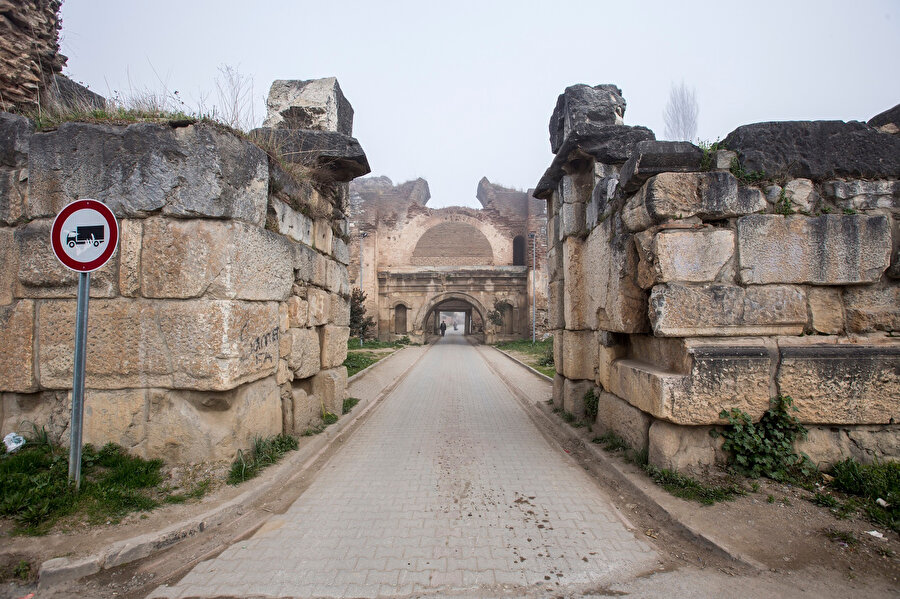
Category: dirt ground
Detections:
[{"x1": 1, "y1": 376, "x2": 897, "y2": 598}]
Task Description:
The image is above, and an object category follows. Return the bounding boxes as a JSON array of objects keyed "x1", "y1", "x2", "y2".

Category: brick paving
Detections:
[{"x1": 148, "y1": 336, "x2": 657, "y2": 598}]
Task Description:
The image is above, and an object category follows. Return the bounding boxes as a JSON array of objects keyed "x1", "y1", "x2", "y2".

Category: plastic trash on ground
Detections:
[{"x1": 3, "y1": 432, "x2": 26, "y2": 453}]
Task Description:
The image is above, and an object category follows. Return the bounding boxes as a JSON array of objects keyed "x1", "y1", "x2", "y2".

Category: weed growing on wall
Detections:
[
  {"x1": 227, "y1": 434, "x2": 298, "y2": 485},
  {"x1": 729, "y1": 156, "x2": 767, "y2": 185},
  {"x1": 712, "y1": 395, "x2": 815, "y2": 482},
  {"x1": 583, "y1": 389, "x2": 599, "y2": 423},
  {"x1": 698, "y1": 139, "x2": 723, "y2": 171}
]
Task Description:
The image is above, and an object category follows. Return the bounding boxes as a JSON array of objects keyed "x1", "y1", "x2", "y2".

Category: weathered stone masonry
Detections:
[
  {"x1": 536, "y1": 84, "x2": 900, "y2": 470},
  {"x1": 0, "y1": 77, "x2": 369, "y2": 463}
]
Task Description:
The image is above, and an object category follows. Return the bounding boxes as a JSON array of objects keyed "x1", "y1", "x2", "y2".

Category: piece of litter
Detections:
[
  {"x1": 876, "y1": 498, "x2": 889, "y2": 508},
  {"x1": 3, "y1": 432, "x2": 25, "y2": 453},
  {"x1": 866, "y1": 530, "x2": 884, "y2": 539}
]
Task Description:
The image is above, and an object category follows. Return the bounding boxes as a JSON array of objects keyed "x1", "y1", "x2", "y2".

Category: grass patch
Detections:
[
  {"x1": 227, "y1": 434, "x2": 298, "y2": 486},
  {"x1": 494, "y1": 338, "x2": 555, "y2": 377},
  {"x1": 347, "y1": 338, "x2": 408, "y2": 350},
  {"x1": 0, "y1": 436, "x2": 182, "y2": 535},
  {"x1": 643, "y1": 464, "x2": 743, "y2": 505},
  {"x1": 593, "y1": 431, "x2": 630, "y2": 452},
  {"x1": 343, "y1": 351, "x2": 381, "y2": 376},
  {"x1": 342, "y1": 397, "x2": 360, "y2": 414},
  {"x1": 829, "y1": 458, "x2": 899, "y2": 532},
  {"x1": 825, "y1": 529, "x2": 859, "y2": 547}
]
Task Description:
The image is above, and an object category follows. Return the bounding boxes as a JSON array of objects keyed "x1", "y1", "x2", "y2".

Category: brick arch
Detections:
[
  {"x1": 411, "y1": 222, "x2": 493, "y2": 266},
  {"x1": 414, "y1": 291, "x2": 488, "y2": 333}
]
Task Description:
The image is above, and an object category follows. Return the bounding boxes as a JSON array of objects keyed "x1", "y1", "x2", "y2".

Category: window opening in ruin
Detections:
[
  {"x1": 513, "y1": 235, "x2": 526, "y2": 266},
  {"x1": 394, "y1": 304, "x2": 407, "y2": 334}
]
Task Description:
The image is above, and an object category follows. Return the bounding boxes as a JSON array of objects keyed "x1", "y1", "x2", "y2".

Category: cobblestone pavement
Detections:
[{"x1": 148, "y1": 336, "x2": 658, "y2": 598}]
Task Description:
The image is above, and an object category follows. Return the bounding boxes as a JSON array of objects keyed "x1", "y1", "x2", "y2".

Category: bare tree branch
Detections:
[{"x1": 663, "y1": 81, "x2": 699, "y2": 141}]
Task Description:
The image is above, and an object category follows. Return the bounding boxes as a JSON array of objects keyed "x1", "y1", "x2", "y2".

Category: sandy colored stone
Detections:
[
  {"x1": 737, "y1": 214, "x2": 891, "y2": 284},
  {"x1": 596, "y1": 343, "x2": 628, "y2": 392},
  {"x1": 291, "y1": 386, "x2": 320, "y2": 430},
  {"x1": 562, "y1": 378, "x2": 593, "y2": 417},
  {"x1": 330, "y1": 294, "x2": 350, "y2": 327},
  {"x1": 777, "y1": 339, "x2": 899, "y2": 425},
  {"x1": 303, "y1": 367, "x2": 347, "y2": 416},
  {"x1": 782, "y1": 178, "x2": 818, "y2": 212},
  {"x1": 592, "y1": 390, "x2": 652, "y2": 453},
  {"x1": 552, "y1": 373, "x2": 565, "y2": 409},
  {"x1": 15, "y1": 219, "x2": 118, "y2": 298},
  {"x1": 332, "y1": 236, "x2": 350, "y2": 265},
  {"x1": 636, "y1": 228, "x2": 734, "y2": 287},
  {"x1": 118, "y1": 219, "x2": 142, "y2": 297},
  {"x1": 560, "y1": 202, "x2": 586, "y2": 239},
  {"x1": 548, "y1": 280, "x2": 565, "y2": 329},
  {"x1": 0, "y1": 227, "x2": 16, "y2": 305},
  {"x1": 1, "y1": 390, "x2": 70, "y2": 444},
  {"x1": 319, "y1": 325, "x2": 350, "y2": 369},
  {"x1": 287, "y1": 296, "x2": 309, "y2": 328},
  {"x1": 560, "y1": 329, "x2": 597, "y2": 381},
  {"x1": 325, "y1": 257, "x2": 349, "y2": 295},
  {"x1": 307, "y1": 287, "x2": 330, "y2": 326},
  {"x1": 83, "y1": 388, "x2": 146, "y2": 449},
  {"x1": 798, "y1": 425, "x2": 900, "y2": 469},
  {"x1": 648, "y1": 420, "x2": 724, "y2": 471},
  {"x1": 649, "y1": 283, "x2": 807, "y2": 337},
  {"x1": 281, "y1": 327, "x2": 320, "y2": 379},
  {"x1": 0, "y1": 300, "x2": 36, "y2": 392},
  {"x1": 843, "y1": 284, "x2": 900, "y2": 333},
  {"x1": 276, "y1": 359, "x2": 293, "y2": 385},
  {"x1": 807, "y1": 287, "x2": 844, "y2": 334},
  {"x1": 141, "y1": 218, "x2": 293, "y2": 301},
  {"x1": 313, "y1": 218, "x2": 333, "y2": 253},
  {"x1": 822, "y1": 179, "x2": 899, "y2": 211},
  {"x1": 270, "y1": 197, "x2": 313, "y2": 245}
]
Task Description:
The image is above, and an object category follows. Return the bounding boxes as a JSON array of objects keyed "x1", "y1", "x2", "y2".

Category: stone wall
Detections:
[
  {"x1": 536, "y1": 84, "x2": 900, "y2": 471},
  {"x1": 349, "y1": 176, "x2": 548, "y2": 343},
  {"x1": 0, "y1": 78, "x2": 369, "y2": 463},
  {"x1": 0, "y1": 0, "x2": 66, "y2": 112}
]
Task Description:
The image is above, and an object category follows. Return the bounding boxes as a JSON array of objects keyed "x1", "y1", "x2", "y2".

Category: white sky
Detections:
[{"x1": 59, "y1": 0, "x2": 899, "y2": 208}]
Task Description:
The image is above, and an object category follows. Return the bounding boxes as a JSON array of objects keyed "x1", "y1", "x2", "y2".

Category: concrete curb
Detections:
[
  {"x1": 479, "y1": 345, "x2": 767, "y2": 572},
  {"x1": 493, "y1": 347, "x2": 554, "y2": 382},
  {"x1": 37, "y1": 345, "x2": 428, "y2": 589}
]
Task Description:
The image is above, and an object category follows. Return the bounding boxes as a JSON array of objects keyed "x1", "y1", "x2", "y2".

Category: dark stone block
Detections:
[
  {"x1": 868, "y1": 103, "x2": 900, "y2": 132},
  {"x1": 249, "y1": 128, "x2": 370, "y2": 182},
  {"x1": 549, "y1": 84, "x2": 626, "y2": 154},
  {"x1": 723, "y1": 120, "x2": 900, "y2": 180},
  {"x1": 0, "y1": 112, "x2": 33, "y2": 168},
  {"x1": 49, "y1": 75, "x2": 106, "y2": 111},
  {"x1": 618, "y1": 141, "x2": 703, "y2": 194}
]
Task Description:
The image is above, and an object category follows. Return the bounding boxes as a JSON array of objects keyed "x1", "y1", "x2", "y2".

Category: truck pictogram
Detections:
[{"x1": 66, "y1": 225, "x2": 105, "y2": 248}]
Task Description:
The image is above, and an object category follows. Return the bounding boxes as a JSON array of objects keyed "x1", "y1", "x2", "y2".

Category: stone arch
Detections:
[
  {"x1": 393, "y1": 302, "x2": 408, "y2": 334},
  {"x1": 411, "y1": 222, "x2": 493, "y2": 266},
  {"x1": 414, "y1": 291, "x2": 488, "y2": 333}
]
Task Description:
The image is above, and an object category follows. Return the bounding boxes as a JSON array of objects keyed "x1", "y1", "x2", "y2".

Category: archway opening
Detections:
[
  {"x1": 425, "y1": 297, "x2": 485, "y2": 342},
  {"x1": 394, "y1": 304, "x2": 408, "y2": 334},
  {"x1": 512, "y1": 235, "x2": 526, "y2": 266}
]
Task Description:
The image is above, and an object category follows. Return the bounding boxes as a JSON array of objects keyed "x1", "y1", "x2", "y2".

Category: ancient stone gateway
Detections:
[{"x1": 349, "y1": 176, "x2": 549, "y2": 343}]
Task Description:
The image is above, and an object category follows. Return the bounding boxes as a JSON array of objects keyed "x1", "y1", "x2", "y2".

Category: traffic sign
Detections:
[{"x1": 50, "y1": 199, "x2": 119, "y2": 272}]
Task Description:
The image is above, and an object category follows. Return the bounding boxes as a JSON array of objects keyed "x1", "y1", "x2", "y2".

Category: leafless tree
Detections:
[
  {"x1": 214, "y1": 65, "x2": 256, "y2": 131},
  {"x1": 663, "y1": 81, "x2": 699, "y2": 141}
]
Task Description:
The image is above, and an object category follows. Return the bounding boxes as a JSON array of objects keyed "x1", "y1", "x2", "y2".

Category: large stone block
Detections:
[
  {"x1": 559, "y1": 202, "x2": 586, "y2": 239},
  {"x1": 330, "y1": 294, "x2": 350, "y2": 326},
  {"x1": 1, "y1": 390, "x2": 70, "y2": 444},
  {"x1": 307, "y1": 287, "x2": 330, "y2": 326},
  {"x1": 38, "y1": 299, "x2": 280, "y2": 390},
  {"x1": 83, "y1": 388, "x2": 146, "y2": 450},
  {"x1": 286, "y1": 296, "x2": 309, "y2": 328},
  {"x1": 622, "y1": 172, "x2": 766, "y2": 232},
  {"x1": 263, "y1": 78, "x2": 354, "y2": 135},
  {"x1": 0, "y1": 113, "x2": 33, "y2": 168},
  {"x1": 618, "y1": 140, "x2": 703, "y2": 194},
  {"x1": 319, "y1": 325, "x2": 349, "y2": 369},
  {"x1": 635, "y1": 227, "x2": 734, "y2": 288},
  {"x1": 552, "y1": 373, "x2": 565, "y2": 408},
  {"x1": 269, "y1": 196, "x2": 313, "y2": 245},
  {"x1": 294, "y1": 244, "x2": 329, "y2": 287},
  {"x1": 548, "y1": 280, "x2": 565, "y2": 329},
  {"x1": 562, "y1": 378, "x2": 594, "y2": 417},
  {"x1": 305, "y1": 367, "x2": 347, "y2": 416},
  {"x1": 549, "y1": 84, "x2": 626, "y2": 154},
  {"x1": 807, "y1": 287, "x2": 844, "y2": 334},
  {"x1": 592, "y1": 390, "x2": 652, "y2": 452},
  {"x1": 0, "y1": 227, "x2": 15, "y2": 305},
  {"x1": 649, "y1": 420, "x2": 724, "y2": 471},
  {"x1": 0, "y1": 167, "x2": 27, "y2": 225},
  {"x1": 798, "y1": 425, "x2": 900, "y2": 469},
  {"x1": 140, "y1": 218, "x2": 293, "y2": 300},
  {"x1": 561, "y1": 329, "x2": 597, "y2": 381},
  {"x1": 649, "y1": 283, "x2": 807, "y2": 336},
  {"x1": 248, "y1": 128, "x2": 370, "y2": 183},
  {"x1": 291, "y1": 386, "x2": 319, "y2": 430},
  {"x1": 118, "y1": 219, "x2": 142, "y2": 298},
  {"x1": 14, "y1": 220, "x2": 118, "y2": 298},
  {"x1": 777, "y1": 340, "x2": 899, "y2": 425},
  {"x1": 737, "y1": 214, "x2": 891, "y2": 284},
  {"x1": 581, "y1": 219, "x2": 649, "y2": 333},
  {"x1": 0, "y1": 300, "x2": 36, "y2": 392},
  {"x1": 843, "y1": 284, "x2": 900, "y2": 333},
  {"x1": 27, "y1": 122, "x2": 269, "y2": 226},
  {"x1": 822, "y1": 179, "x2": 899, "y2": 211},
  {"x1": 281, "y1": 327, "x2": 320, "y2": 379}
]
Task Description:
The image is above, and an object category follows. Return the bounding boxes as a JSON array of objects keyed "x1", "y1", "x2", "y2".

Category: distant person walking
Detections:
[{"x1": 440, "y1": 321, "x2": 446, "y2": 337}]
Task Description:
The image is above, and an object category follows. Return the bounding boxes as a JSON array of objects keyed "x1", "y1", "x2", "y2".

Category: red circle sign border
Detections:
[{"x1": 50, "y1": 199, "x2": 119, "y2": 272}]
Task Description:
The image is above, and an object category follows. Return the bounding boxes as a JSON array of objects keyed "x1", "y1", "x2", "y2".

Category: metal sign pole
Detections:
[
  {"x1": 530, "y1": 232, "x2": 536, "y2": 344},
  {"x1": 68, "y1": 271, "x2": 90, "y2": 490}
]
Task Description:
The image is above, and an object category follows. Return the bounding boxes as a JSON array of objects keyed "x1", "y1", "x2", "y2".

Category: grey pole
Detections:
[
  {"x1": 68, "y1": 271, "x2": 90, "y2": 490},
  {"x1": 530, "y1": 232, "x2": 536, "y2": 344},
  {"x1": 359, "y1": 231, "x2": 366, "y2": 347}
]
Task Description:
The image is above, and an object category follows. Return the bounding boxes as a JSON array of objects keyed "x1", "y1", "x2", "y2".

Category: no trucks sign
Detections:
[{"x1": 51, "y1": 199, "x2": 119, "y2": 272}]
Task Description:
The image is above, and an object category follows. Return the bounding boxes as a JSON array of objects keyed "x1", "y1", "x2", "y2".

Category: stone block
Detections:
[
  {"x1": 547, "y1": 244, "x2": 563, "y2": 283},
  {"x1": 38, "y1": 299, "x2": 280, "y2": 390},
  {"x1": 559, "y1": 173, "x2": 592, "y2": 204},
  {"x1": 276, "y1": 359, "x2": 293, "y2": 385},
  {"x1": 313, "y1": 218, "x2": 334, "y2": 253},
  {"x1": 549, "y1": 84, "x2": 626, "y2": 154},
  {"x1": 796, "y1": 426, "x2": 900, "y2": 469},
  {"x1": 592, "y1": 390, "x2": 651, "y2": 452},
  {"x1": 562, "y1": 378, "x2": 594, "y2": 417},
  {"x1": 843, "y1": 284, "x2": 900, "y2": 333},
  {"x1": 561, "y1": 329, "x2": 597, "y2": 381},
  {"x1": 247, "y1": 128, "x2": 370, "y2": 182},
  {"x1": 596, "y1": 343, "x2": 627, "y2": 392},
  {"x1": 294, "y1": 244, "x2": 328, "y2": 286},
  {"x1": 737, "y1": 214, "x2": 891, "y2": 284},
  {"x1": 269, "y1": 197, "x2": 313, "y2": 245},
  {"x1": 548, "y1": 280, "x2": 565, "y2": 329},
  {"x1": 635, "y1": 227, "x2": 734, "y2": 287},
  {"x1": 0, "y1": 113, "x2": 33, "y2": 168},
  {"x1": 28, "y1": 122, "x2": 269, "y2": 226},
  {"x1": 0, "y1": 167, "x2": 27, "y2": 225},
  {"x1": 777, "y1": 340, "x2": 899, "y2": 425},
  {"x1": 281, "y1": 327, "x2": 320, "y2": 377},
  {"x1": 622, "y1": 171, "x2": 765, "y2": 232},
  {"x1": 38, "y1": 556, "x2": 101, "y2": 589},
  {"x1": 286, "y1": 296, "x2": 309, "y2": 328},
  {"x1": 0, "y1": 300, "x2": 36, "y2": 392},
  {"x1": 139, "y1": 378, "x2": 282, "y2": 463},
  {"x1": 607, "y1": 339, "x2": 775, "y2": 425},
  {"x1": 807, "y1": 287, "x2": 844, "y2": 334},
  {"x1": 552, "y1": 373, "x2": 565, "y2": 408},
  {"x1": 332, "y1": 236, "x2": 350, "y2": 265},
  {"x1": 649, "y1": 420, "x2": 724, "y2": 471},
  {"x1": 1, "y1": 390, "x2": 70, "y2": 444},
  {"x1": 822, "y1": 179, "x2": 899, "y2": 211},
  {"x1": 319, "y1": 325, "x2": 349, "y2": 369},
  {"x1": 618, "y1": 140, "x2": 703, "y2": 194},
  {"x1": 649, "y1": 283, "x2": 807, "y2": 336},
  {"x1": 325, "y1": 258, "x2": 349, "y2": 295},
  {"x1": 331, "y1": 294, "x2": 350, "y2": 326},
  {"x1": 306, "y1": 367, "x2": 347, "y2": 416},
  {"x1": 587, "y1": 176, "x2": 617, "y2": 230},
  {"x1": 559, "y1": 202, "x2": 586, "y2": 239},
  {"x1": 83, "y1": 388, "x2": 146, "y2": 449},
  {"x1": 307, "y1": 287, "x2": 330, "y2": 326},
  {"x1": 118, "y1": 219, "x2": 142, "y2": 298},
  {"x1": 581, "y1": 219, "x2": 649, "y2": 333},
  {"x1": 0, "y1": 227, "x2": 15, "y2": 305},
  {"x1": 291, "y1": 386, "x2": 319, "y2": 430},
  {"x1": 712, "y1": 150, "x2": 736, "y2": 170},
  {"x1": 141, "y1": 218, "x2": 293, "y2": 301},
  {"x1": 15, "y1": 220, "x2": 118, "y2": 298},
  {"x1": 263, "y1": 78, "x2": 354, "y2": 134},
  {"x1": 782, "y1": 178, "x2": 819, "y2": 212}
]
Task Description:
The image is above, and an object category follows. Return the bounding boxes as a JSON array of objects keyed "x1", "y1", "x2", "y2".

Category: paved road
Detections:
[{"x1": 149, "y1": 336, "x2": 657, "y2": 598}]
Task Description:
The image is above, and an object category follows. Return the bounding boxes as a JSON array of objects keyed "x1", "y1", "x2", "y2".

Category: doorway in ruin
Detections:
[{"x1": 421, "y1": 295, "x2": 486, "y2": 343}]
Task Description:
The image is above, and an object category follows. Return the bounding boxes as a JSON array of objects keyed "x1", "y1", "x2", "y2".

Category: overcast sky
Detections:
[{"x1": 59, "y1": 1, "x2": 899, "y2": 208}]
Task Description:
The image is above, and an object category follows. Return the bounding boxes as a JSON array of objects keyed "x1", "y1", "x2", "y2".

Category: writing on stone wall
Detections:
[{"x1": 246, "y1": 326, "x2": 280, "y2": 366}]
